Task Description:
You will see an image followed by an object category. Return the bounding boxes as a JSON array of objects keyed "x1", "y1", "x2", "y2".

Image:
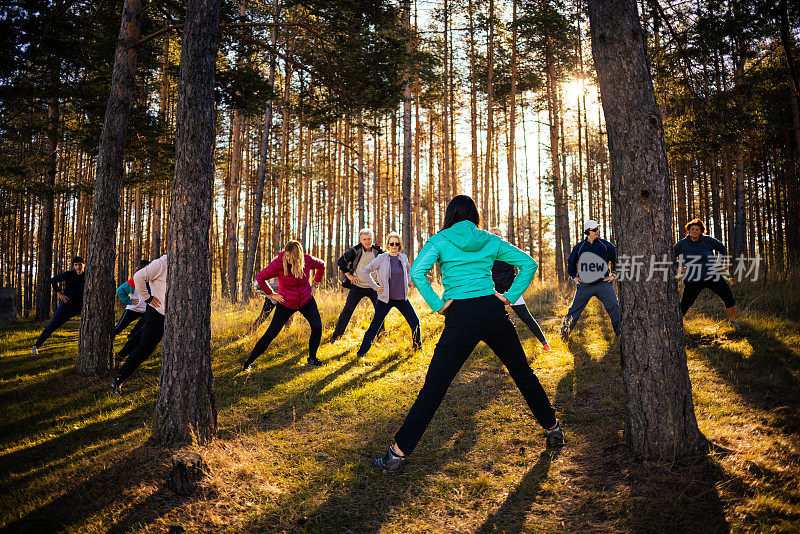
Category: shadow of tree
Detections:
[
  {"x1": 0, "y1": 444, "x2": 189, "y2": 534},
  {"x1": 475, "y1": 449, "x2": 559, "y2": 534},
  {"x1": 552, "y1": 319, "x2": 730, "y2": 533}
]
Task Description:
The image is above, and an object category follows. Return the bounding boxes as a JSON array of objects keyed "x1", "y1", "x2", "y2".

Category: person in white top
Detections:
[
  {"x1": 111, "y1": 254, "x2": 168, "y2": 394},
  {"x1": 113, "y1": 259, "x2": 150, "y2": 337}
]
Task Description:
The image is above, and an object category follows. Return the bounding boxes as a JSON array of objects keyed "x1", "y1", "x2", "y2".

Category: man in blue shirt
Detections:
[{"x1": 561, "y1": 220, "x2": 620, "y2": 341}]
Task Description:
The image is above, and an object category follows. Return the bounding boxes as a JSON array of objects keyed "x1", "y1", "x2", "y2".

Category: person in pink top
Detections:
[{"x1": 242, "y1": 240, "x2": 326, "y2": 369}]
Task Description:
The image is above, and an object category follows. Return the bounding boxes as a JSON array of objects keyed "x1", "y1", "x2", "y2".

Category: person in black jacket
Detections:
[
  {"x1": 490, "y1": 228, "x2": 549, "y2": 350},
  {"x1": 330, "y1": 229, "x2": 385, "y2": 343},
  {"x1": 32, "y1": 256, "x2": 85, "y2": 355},
  {"x1": 561, "y1": 220, "x2": 620, "y2": 341}
]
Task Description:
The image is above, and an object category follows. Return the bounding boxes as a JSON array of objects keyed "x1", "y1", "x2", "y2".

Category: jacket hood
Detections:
[{"x1": 438, "y1": 220, "x2": 493, "y2": 252}]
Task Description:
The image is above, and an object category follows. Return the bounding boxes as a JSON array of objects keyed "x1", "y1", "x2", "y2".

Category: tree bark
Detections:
[
  {"x1": 35, "y1": 96, "x2": 59, "y2": 321},
  {"x1": 588, "y1": 0, "x2": 706, "y2": 459},
  {"x1": 484, "y1": 0, "x2": 495, "y2": 227},
  {"x1": 507, "y1": 0, "x2": 517, "y2": 244},
  {"x1": 76, "y1": 0, "x2": 147, "y2": 375},
  {"x1": 241, "y1": 0, "x2": 278, "y2": 303},
  {"x1": 153, "y1": 0, "x2": 221, "y2": 446},
  {"x1": 402, "y1": 0, "x2": 413, "y2": 256}
]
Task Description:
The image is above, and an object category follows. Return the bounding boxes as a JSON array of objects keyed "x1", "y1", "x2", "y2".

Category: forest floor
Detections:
[{"x1": 1, "y1": 281, "x2": 799, "y2": 533}]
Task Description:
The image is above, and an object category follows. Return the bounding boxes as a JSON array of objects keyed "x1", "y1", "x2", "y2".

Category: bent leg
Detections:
[
  {"x1": 117, "y1": 308, "x2": 165, "y2": 383},
  {"x1": 331, "y1": 289, "x2": 364, "y2": 338},
  {"x1": 34, "y1": 304, "x2": 79, "y2": 348},
  {"x1": 357, "y1": 300, "x2": 392, "y2": 355},
  {"x1": 564, "y1": 285, "x2": 594, "y2": 329},
  {"x1": 297, "y1": 298, "x2": 323, "y2": 359},
  {"x1": 679, "y1": 281, "x2": 705, "y2": 315},
  {"x1": 395, "y1": 299, "x2": 421, "y2": 348},
  {"x1": 243, "y1": 304, "x2": 295, "y2": 367},
  {"x1": 113, "y1": 309, "x2": 143, "y2": 336}
]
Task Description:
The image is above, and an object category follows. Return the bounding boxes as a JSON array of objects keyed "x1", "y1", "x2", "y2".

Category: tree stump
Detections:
[{"x1": 168, "y1": 449, "x2": 207, "y2": 496}]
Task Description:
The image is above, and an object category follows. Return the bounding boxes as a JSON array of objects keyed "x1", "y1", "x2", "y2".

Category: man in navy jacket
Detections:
[{"x1": 561, "y1": 220, "x2": 620, "y2": 341}]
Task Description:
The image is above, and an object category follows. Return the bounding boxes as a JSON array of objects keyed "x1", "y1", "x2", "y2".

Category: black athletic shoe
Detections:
[
  {"x1": 307, "y1": 357, "x2": 322, "y2": 367},
  {"x1": 372, "y1": 446, "x2": 406, "y2": 474},
  {"x1": 110, "y1": 377, "x2": 123, "y2": 395},
  {"x1": 545, "y1": 421, "x2": 565, "y2": 448}
]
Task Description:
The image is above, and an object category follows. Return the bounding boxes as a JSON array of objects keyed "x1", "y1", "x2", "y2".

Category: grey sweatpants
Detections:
[{"x1": 564, "y1": 281, "x2": 620, "y2": 334}]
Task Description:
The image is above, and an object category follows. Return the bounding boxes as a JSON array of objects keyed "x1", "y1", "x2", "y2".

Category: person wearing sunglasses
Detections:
[
  {"x1": 489, "y1": 228, "x2": 550, "y2": 351},
  {"x1": 372, "y1": 196, "x2": 562, "y2": 475},
  {"x1": 357, "y1": 232, "x2": 421, "y2": 357},
  {"x1": 560, "y1": 219, "x2": 620, "y2": 341}
]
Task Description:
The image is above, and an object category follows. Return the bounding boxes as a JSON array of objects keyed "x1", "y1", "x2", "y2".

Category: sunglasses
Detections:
[
  {"x1": 388, "y1": 242, "x2": 401, "y2": 247},
  {"x1": 589, "y1": 228, "x2": 599, "y2": 233}
]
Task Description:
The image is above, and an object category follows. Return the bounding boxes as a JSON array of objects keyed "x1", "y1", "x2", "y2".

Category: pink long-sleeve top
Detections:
[{"x1": 256, "y1": 252, "x2": 325, "y2": 309}]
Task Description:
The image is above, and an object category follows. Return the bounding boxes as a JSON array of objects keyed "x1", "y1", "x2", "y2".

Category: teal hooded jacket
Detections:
[{"x1": 410, "y1": 220, "x2": 538, "y2": 312}]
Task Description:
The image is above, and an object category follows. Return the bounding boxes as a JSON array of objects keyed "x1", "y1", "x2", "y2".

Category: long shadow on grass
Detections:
[
  {"x1": 553, "y1": 317, "x2": 730, "y2": 532},
  {"x1": 688, "y1": 324, "x2": 800, "y2": 433},
  {"x1": 256, "y1": 349, "x2": 416, "y2": 432},
  {"x1": 475, "y1": 449, "x2": 559, "y2": 534},
  {"x1": 242, "y1": 362, "x2": 518, "y2": 533},
  {"x1": 0, "y1": 444, "x2": 186, "y2": 534}
]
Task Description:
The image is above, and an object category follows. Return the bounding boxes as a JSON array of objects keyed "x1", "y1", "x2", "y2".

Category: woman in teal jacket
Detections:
[{"x1": 372, "y1": 195, "x2": 563, "y2": 474}]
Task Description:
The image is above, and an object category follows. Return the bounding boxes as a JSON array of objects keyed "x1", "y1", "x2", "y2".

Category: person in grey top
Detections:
[
  {"x1": 330, "y1": 229, "x2": 385, "y2": 343},
  {"x1": 673, "y1": 218, "x2": 739, "y2": 330},
  {"x1": 357, "y1": 232, "x2": 421, "y2": 357}
]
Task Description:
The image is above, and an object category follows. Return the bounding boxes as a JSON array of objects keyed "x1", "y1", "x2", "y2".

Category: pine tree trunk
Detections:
[
  {"x1": 402, "y1": 0, "x2": 413, "y2": 256},
  {"x1": 35, "y1": 96, "x2": 59, "y2": 321},
  {"x1": 76, "y1": 0, "x2": 146, "y2": 375},
  {"x1": 484, "y1": 0, "x2": 495, "y2": 226},
  {"x1": 588, "y1": 0, "x2": 706, "y2": 459},
  {"x1": 241, "y1": 0, "x2": 278, "y2": 303},
  {"x1": 507, "y1": 0, "x2": 517, "y2": 244},
  {"x1": 154, "y1": 0, "x2": 220, "y2": 447}
]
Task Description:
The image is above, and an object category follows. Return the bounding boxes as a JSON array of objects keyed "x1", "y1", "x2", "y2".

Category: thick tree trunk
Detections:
[
  {"x1": 588, "y1": 0, "x2": 706, "y2": 459},
  {"x1": 35, "y1": 96, "x2": 59, "y2": 321},
  {"x1": 780, "y1": 0, "x2": 800, "y2": 267},
  {"x1": 402, "y1": 0, "x2": 413, "y2": 256},
  {"x1": 153, "y1": 0, "x2": 220, "y2": 446},
  {"x1": 76, "y1": 0, "x2": 146, "y2": 375}
]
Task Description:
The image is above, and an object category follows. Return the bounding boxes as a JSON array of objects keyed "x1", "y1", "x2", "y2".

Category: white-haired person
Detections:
[
  {"x1": 242, "y1": 240, "x2": 325, "y2": 369},
  {"x1": 490, "y1": 228, "x2": 550, "y2": 351},
  {"x1": 357, "y1": 232, "x2": 421, "y2": 357},
  {"x1": 329, "y1": 228, "x2": 385, "y2": 343}
]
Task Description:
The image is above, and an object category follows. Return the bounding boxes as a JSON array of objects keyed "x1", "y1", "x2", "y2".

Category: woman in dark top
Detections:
[
  {"x1": 357, "y1": 232, "x2": 421, "y2": 357},
  {"x1": 32, "y1": 256, "x2": 85, "y2": 355},
  {"x1": 673, "y1": 218, "x2": 739, "y2": 330},
  {"x1": 490, "y1": 228, "x2": 550, "y2": 351}
]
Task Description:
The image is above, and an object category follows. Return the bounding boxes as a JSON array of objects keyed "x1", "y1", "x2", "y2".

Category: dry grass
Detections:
[{"x1": 1, "y1": 280, "x2": 799, "y2": 533}]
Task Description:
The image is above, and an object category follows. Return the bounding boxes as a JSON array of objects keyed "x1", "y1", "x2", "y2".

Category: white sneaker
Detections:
[{"x1": 31, "y1": 346, "x2": 38, "y2": 356}]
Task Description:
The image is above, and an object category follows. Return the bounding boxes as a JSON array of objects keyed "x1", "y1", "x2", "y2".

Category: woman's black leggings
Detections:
[
  {"x1": 113, "y1": 309, "x2": 144, "y2": 336},
  {"x1": 117, "y1": 306, "x2": 165, "y2": 383},
  {"x1": 680, "y1": 279, "x2": 736, "y2": 315},
  {"x1": 244, "y1": 298, "x2": 322, "y2": 367},
  {"x1": 510, "y1": 304, "x2": 548, "y2": 345},
  {"x1": 394, "y1": 295, "x2": 557, "y2": 455}
]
